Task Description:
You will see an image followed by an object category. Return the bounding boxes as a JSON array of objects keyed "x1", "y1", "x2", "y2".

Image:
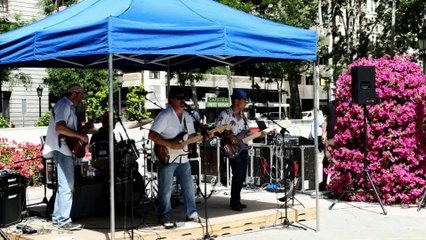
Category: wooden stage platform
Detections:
[{"x1": 2, "y1": 189, "x2": 316, "y2": 240}]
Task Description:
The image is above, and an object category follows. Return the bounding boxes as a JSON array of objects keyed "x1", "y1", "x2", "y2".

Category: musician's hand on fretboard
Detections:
[{"x1": 79, "y1": 134, "x2": 89, "y2": 143}]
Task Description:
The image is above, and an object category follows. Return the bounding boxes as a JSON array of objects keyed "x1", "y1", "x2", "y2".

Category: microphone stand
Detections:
[
  {"x1": 115, "y1": 111, "x2": 141, "y2": 240},
  {"x1": 184, "y1": 106, "x2": 213, "y2": 240},
  {"x1": 265, "y1": 116, "x2": 306, "y2": 230}
]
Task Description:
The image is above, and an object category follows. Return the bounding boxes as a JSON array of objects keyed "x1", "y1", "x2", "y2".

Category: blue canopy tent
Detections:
[{"x1": 0, "y1": 0, "x2": 319, "y2": 237}]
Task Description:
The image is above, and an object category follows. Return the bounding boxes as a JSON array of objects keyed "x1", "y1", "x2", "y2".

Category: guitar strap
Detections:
[{"x1": 50, "y1": 108, "x2": 63, "y2": 148}]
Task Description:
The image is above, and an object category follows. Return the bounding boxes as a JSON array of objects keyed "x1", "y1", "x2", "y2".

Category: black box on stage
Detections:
[
  {"x1": 71, "y1": 182, "x2": 103, "y2": 219},
  {"x1": 0, "y1": 186, "x2": 22, "y2": 227}
]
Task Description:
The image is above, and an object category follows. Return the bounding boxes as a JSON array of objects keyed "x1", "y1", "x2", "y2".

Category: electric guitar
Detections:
[
  {"x1": 221, "y1": 127, "x2": 274, "y2": 158},
  {"x1": 154, "y1": 125, "x2": 230, "y2": 164}
]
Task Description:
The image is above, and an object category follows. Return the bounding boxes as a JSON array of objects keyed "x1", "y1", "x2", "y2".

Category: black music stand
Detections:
[
  {"x1": 278, "y1": 128, "x2": 306, "y2": 230},
  {"x1": 116, "y1": 112, "x2": 141, "y2": 240},
  {"x1": 265, "y1": 116, "x2": 306, "y2": 230}
]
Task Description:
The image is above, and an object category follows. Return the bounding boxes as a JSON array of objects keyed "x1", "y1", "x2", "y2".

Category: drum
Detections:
[
  {"x1": 116, "y1": 139, "x2": 139, "y2": 166},
  {"x1": 90, "y1": 140, "x2": 109, "y2": 169}
]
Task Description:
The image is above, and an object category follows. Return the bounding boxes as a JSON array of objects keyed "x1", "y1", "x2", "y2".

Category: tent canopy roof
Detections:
[{"x1": 0, "y1": 0, "x2": 317, "y2": 70}]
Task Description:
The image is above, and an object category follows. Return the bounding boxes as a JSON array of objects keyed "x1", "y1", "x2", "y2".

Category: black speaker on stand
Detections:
[
  {"x1": 351, "y1": 66, "x2": 376, "y2": 105},
  {"x1": 329, "y1": 66, "x2": 387, "y2": 215}
]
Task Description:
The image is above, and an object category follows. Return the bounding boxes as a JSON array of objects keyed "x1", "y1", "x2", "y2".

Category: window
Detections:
[
  {"x1": 0, "y1": 0, "x2": 7, "y2": 13},
  {"x1": 305, "y1": 76, "x2": 313, "y2": 85},
  {"x1": 149, "y1": 71, "x2": 160, "y2": 79}
]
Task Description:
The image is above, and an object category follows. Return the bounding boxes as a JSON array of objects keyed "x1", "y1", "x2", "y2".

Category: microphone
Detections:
[
  {"x1": 137, "y1": 89, "x2": 153, "y2": 96},
  {"x1": 282, "y1": 127, "x2": 290, "y2": 134}
]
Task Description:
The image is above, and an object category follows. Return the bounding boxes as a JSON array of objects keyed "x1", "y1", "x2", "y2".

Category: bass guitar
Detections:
[
  {"x1": 221, "y1": 127, "x2": 274, "y2": 158},
  {"x1": 154, "y1": 125, "x2": 230, "y2": 164}
]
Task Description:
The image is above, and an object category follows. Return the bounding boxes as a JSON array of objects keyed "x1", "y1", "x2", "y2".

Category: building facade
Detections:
[{"x1": 1, "y1": 0, "x2": 48, "y2": 127}]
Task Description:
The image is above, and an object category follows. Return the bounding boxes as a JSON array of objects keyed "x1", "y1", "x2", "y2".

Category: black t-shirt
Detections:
[{"x1": 326, "y1": 100, "x2": 336, "y2": 139}]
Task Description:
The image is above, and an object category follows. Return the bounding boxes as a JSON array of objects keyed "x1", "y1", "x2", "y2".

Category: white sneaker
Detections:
[{"x1": 59, "y1": 222, "x2": 82, "y2": 231}]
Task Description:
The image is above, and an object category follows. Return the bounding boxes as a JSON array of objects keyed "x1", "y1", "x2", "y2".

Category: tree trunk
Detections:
[{"x1": 288, "y1": 75, "x2": 302, "y2": 119}]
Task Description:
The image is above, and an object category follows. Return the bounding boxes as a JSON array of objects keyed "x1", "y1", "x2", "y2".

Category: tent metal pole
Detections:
[
  {"x1": 108, "y1": 53, "x2": 116, "y2": 240},
  {"x1": 313, "y1": 62, "x2": 320, "y2": 232}
]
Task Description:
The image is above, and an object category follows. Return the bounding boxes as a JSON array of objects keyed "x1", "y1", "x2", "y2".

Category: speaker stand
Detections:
[
  {"x1": 329, "y1": 105, "x2": 387, "y2": 215},
  {"x1": 417, "y1": 189, "x2": 426, "y2": 211}
]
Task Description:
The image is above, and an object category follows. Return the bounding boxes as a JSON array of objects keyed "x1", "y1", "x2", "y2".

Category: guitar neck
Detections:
[
  {"x1": 242, "y1": 127, "x2": 274, "y2": 144},
  {"x1": 181, "y1": 125, "x2": 229, "y2": 146}
]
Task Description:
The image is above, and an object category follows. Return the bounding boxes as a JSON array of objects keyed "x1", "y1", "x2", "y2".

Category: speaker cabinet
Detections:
[
  {"x1": 351, "y1": 66, "x2": 376, "y2": 105},
  {"x1": 0, "y1": 186, "x2": 22, "y2": 227}
]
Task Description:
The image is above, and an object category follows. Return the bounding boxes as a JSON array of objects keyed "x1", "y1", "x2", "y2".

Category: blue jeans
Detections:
[
  {"x1": 157, "y1": 161, "x2": 197, "y2": 220},
  {"x1": 52, "y1": 151, "x2": 75, "y2": 226},
  {"x1": 229, "y1": 150, "x2": 249, "y2": 205}
]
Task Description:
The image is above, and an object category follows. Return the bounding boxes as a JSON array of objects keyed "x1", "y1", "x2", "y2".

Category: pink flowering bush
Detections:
[
  {"x1": 326, "y1": 55, "x2": 426, "y2": 204},
  {"x1": 0, "y1": 138, "x2": 44, "y2": 186}
]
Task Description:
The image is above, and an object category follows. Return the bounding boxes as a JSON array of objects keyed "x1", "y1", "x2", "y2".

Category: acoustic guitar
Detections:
[
  {"x1": 64, "y1": 122, "x2": 94, "y2": 158},
  {"x1": 221, "y1": 127, "x2": 274, "y2": 158},
  {"x1": 154, "y1": 125, "x2": 230, "y2": 164}
]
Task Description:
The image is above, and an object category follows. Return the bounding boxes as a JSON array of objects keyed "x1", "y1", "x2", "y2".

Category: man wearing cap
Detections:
[
  {"x1": 148, "y1": 87, "x2": 203, "y2": 225},
  {"x1": 217, "y1": 89, "x2": 265, "y2": 211},
  {"x1": 43, "y1": 83, "x2": 88, "y2": 230}
]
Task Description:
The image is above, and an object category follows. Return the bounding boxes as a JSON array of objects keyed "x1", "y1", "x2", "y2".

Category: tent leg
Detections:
[
  {"x1": 313, "y1": 62, "x2": 320, "y2": 232},
  {"x1": 108, "y1": 54, "x2": 116, "y2": 240}
]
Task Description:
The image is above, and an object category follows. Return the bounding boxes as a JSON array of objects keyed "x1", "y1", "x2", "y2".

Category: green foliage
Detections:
[
  {"x1": 124, "y1": 85, "x2": 150, "y2": 121},
  {"x1": 39, "y1": 0, "x2": 78, "y2": 15},
  {"x1": 219, "y1": 0, "x2": 317, "y2": 118},
  {"x1": 374, "y1": 0, "x2": 426, "y2": 56},
  {"x1": 43, "y1": 68, "x2": 111, "y2": 121},
  {"x1": 206, "y1": 66, "x2": 232, "y2": 76},
  {"x1": 35, "y1": 111, "x2": 51, "y2": 127},
  {"x1": 0, "y1": 116, "x2": 10, "y2": 128}
]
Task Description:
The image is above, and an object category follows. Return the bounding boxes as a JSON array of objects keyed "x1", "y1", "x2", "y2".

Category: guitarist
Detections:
[
  {"x1": 42, "y1": 84, "x2": 88, "y2": 231},
  {"x1": 148, "y1": 87, "x2": 203, "y2": 225},
  {"x1": 216, "y1": 89, "x2": 266, "y2": 211}
]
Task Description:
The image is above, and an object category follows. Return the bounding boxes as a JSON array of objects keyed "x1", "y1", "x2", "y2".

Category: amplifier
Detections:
[
  {"x1": 0, "y1": 186, "x2": 22, "y2": 227},
  {"x1": 0, "y1": 173, "x2": 21, "y2": 190}
]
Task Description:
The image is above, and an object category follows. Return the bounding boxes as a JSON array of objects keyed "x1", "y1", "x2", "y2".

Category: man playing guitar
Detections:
[
  {"x1": 148, "y1": 87, "x2": 203, "y2": 225},
  {"x1": 217, "y1": 89, "x2": 266, "y2": 211},
  {"x1": 42, "y1": 84, "x2": 88, "y2": 230}
]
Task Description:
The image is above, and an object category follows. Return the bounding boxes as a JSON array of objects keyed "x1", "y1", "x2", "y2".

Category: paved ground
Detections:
[{"x1": 10, "y1": 184, "x2": 426, "y2": 240}]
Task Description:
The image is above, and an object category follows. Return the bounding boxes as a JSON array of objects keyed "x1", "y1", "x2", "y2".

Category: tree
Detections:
[
  {"x1": 40, "y1": 0, "x2": 130, "y2": 122},
  {"x1": 43, "y1": 68, "x2": 112, "y2": 121},
  {"x1": 374, "y1": 0, "x2": 426, "y2": 56},
  {"x1": 124, "y1": 85, "x2": 150, "y2": 121},
  {"x1": 220, "y1": 0, "x2": 318, "y2": 118},
  {"x1": 39, "y1": 0, "x2": 78, "y2": 15},
  {"x1": 320, "y1": 0, "x2": 426, "y2": 82}
]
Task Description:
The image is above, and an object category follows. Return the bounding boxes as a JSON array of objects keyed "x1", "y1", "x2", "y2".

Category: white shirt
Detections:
[
  {"x1": 43, "y1": 97, "x2": 78, "y2": 157},
  {"x1": 150, "y1": 106, "x2": 195, "y2": 163}
]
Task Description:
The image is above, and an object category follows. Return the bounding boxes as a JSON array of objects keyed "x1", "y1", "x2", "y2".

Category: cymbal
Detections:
[{"x1": 127, "y1": 118, "x2": 153, "y2": 129}]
